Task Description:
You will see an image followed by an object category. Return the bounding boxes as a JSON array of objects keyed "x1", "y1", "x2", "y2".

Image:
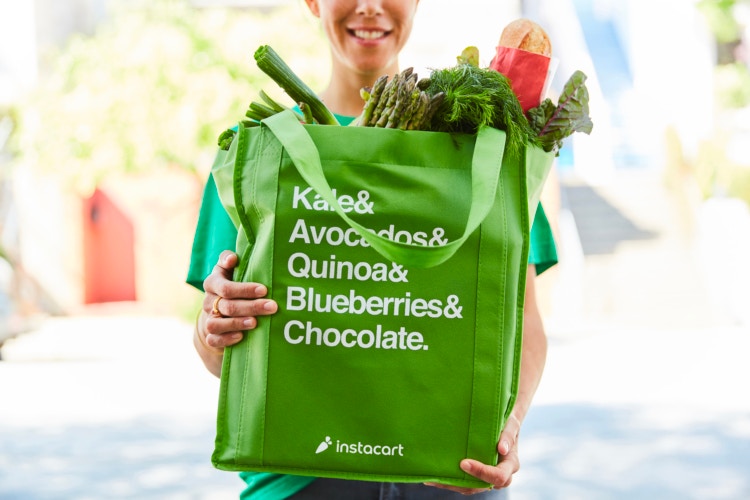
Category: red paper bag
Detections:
[{"x1": 490, "y1": 47, "x2": 551, "y2": 113}]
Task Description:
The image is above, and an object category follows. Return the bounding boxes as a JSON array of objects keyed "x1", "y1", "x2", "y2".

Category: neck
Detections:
[{"x1": 319, "y1": 58, "x2": 400, "y2": 117}]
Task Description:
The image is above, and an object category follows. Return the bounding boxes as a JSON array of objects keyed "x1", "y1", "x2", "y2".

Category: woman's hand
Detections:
[
  {"x1": 194, "y1": 250, "x2": 278, "y2": 377},
  {"x1": 424, "y1": 413, "x2": 522, "y2": 494}
]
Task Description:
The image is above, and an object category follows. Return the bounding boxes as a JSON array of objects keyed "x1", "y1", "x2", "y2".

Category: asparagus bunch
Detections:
[{"x1": 355, "y1": 68, "x2": 445, "y2": 130}]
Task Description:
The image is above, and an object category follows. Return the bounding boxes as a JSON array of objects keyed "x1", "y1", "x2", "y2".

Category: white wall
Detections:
[
  {"x1": 612, "y1": 0, "x2": 715, "y2": 159},
  {"x1": 401, "y1": 0, "x2": 521, "y2": 76},
  {"x1": 0, "y1": 3, "x2": 38, "y2": 105},
  {"x1": 522, "y1": 0, "x2": 616, "y2": 184}
]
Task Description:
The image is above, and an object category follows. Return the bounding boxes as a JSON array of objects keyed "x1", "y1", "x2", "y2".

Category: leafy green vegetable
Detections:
[
  {"x1": 527, "y1": 70, "x2": 593, "y2": 155},
  {"x1": 456, "y1": 46, "x2": 480, "y2": 67},
  {"x1": 424, "y1": 63, "x2": 539, "y2": 161}
]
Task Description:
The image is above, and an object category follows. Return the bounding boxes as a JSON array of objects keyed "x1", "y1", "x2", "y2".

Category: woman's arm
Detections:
[
  {"x1": 194, "y1": 250, "x2": 278, "y2": 378},
  {"x1": 501, "y1": 264, "x2": 548, "y2": 440}
]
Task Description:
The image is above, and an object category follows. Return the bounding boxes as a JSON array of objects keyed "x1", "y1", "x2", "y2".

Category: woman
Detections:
[{"x1": 188, "y1": 0, "x2": 557, "y2": 497}]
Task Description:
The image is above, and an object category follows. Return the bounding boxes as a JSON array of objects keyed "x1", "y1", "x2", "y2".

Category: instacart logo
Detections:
[
  {"x1": 315, "y1": 436, "x2": 333, "y2": 454},
  {"x1": 315, "y1": 436, "x2": 405, "y2": 456}
]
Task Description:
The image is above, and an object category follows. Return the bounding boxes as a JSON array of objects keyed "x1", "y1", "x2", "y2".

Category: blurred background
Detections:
[{"x1": 1, "y1": 0, "x2": 749, "y2": 498}]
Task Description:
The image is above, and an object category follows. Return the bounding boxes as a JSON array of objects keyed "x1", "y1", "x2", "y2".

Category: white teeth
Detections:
[{"x1": 354, "y1": 30, "x2": 385, "y2": 40}]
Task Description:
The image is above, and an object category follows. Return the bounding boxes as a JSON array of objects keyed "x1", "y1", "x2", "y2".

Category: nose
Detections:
[{"x1": 356, "y1": 0, "x2": 383, "y2": 16}]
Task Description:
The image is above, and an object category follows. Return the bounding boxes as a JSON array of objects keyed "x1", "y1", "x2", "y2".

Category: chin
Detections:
[{"x1": 353, "y1": 57, "x2": 396, "y2": 77}]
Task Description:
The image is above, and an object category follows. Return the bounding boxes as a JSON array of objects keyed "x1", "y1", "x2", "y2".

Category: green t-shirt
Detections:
[{"x1": 186, "y1": 114, "x2": 558, "y2": 499}]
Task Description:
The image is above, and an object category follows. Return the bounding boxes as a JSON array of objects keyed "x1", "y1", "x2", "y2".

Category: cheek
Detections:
[
  {"x1": 395, "y1": 4, "x2": 417, "y2": 36},
  {"x1": 396, "y1": 20, "x2": 415, "y2": 48},
  {"x1": 317, "y1": 15, "x2": 344, "y2": 43},
  {"x1": 318, "y1": 0, "x2": 349, "y2": 20},
  {"x1": 321, "y1": 6, "x2": 349, "y2": 34}
]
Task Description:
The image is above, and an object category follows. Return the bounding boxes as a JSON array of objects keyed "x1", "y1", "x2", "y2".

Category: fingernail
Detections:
[
  {"x1": 263, "y1": 301, "x2": 277, "y2": 312},
  {"x1": 243, "y1": 318, "x2": 256, "y2": 328},
  {"x1": 500, "y1": 440, "x2": 510, "y2": 454},
  {"x1": 255, "y1": 285, "x2": 267, "y2": 296},
  {"x1": 460, "y1": 460, "x2": 473, "y2": 473},
  {"x1": 231, "y1": 333, "x2": 243, "y2": 341}
]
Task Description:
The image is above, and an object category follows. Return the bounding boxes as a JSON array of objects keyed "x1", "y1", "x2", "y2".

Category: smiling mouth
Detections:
[{"x1": 351, "y1": 29, "x2": 388, "y2": 40}]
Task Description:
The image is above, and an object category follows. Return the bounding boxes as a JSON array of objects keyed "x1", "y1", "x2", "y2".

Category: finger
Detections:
[
  {"x1": 498, "y1": 414, "x2": 521, "y2": 456},
  {"x1": 202, "y1": 279, "x2": 269, "y2": 310},
  {"x1": 210, "y1": 296, "x2": 278, "y2": 319},
  {"x1": 204, "y1": 330, "x2": 244, "y2": 350},
  {"x1": 203, "y1": 276, "x2": 272, "y2": 303},
  {"x1": 460, "y1": 457, "x2": 517, "y2": 490},
  {"x1": 216, "y1": 250, "x2": 239, "y2": 274},
  {"x1": 202, "y1": 252, "x2": 240, "y2": 293},
  {"x1": 494, "y1": 448, "x2": 520, "y2": 489},
  {"x1": 196, "y1": 311, "x2": 248, "y2": 353},
  {"x1": 205, "y1": 315, "x2": 259, "y2": 336}
]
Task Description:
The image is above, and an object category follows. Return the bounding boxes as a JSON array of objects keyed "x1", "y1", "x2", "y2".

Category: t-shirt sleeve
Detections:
[
  {"x1": 528, "y1": 202, "x2": 558, "y2": 275},
  {"x1": 186, "y1": 173, "x2": 238, "y2": 291}
]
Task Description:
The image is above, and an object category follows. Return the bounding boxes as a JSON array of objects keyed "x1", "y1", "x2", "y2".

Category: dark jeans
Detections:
[{"x1": 287, "y1": 478, "x2": 510, "y2": 499}]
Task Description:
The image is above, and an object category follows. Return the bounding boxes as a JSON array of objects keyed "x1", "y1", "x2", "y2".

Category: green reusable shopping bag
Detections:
[{"x1": 211, "y1": 110, "x2": 554, "y2": 488}]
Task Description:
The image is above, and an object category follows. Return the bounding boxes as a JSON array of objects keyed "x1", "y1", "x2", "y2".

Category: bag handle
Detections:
[{"x1": 263, "y1": 110, "x2": 507, "y2": 268}]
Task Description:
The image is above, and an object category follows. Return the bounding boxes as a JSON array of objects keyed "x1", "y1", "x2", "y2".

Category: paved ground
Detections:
[
  {"x1": 515, "y1": 169, "x2": 750, "y2": 500},
  {"x1": 1, "y1": 169, "x2": 749, "y2": 500},
  {"x1": 0, "y1": 314, "x2": 240, "y2": 499}
]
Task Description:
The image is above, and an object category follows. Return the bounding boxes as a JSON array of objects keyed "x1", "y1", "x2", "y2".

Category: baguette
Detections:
[{"x1": 498, "y1": 18, "x2": 552, "y2": 57}]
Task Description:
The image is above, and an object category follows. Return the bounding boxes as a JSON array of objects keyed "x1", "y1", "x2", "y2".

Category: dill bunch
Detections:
[{"x1": 424, "y1": 64, "x2": 538, "y2": 161}]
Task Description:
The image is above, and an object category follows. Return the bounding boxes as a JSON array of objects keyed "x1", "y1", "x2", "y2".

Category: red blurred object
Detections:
[
  {"x1": 82, "y1": 188, "x2": 136, "y2": 304},
  {"x1": 490, "y1": 46, "x2": 551, "y2": 113}
]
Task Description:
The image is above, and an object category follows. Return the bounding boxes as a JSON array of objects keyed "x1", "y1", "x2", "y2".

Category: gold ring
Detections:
[{"x1": 212, "y1": 296, "x2": 223, "y2": 317}]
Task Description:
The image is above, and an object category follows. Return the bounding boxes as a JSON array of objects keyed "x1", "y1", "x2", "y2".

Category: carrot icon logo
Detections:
[{"x1": 315, "y1": 436, "x2": 333, "y2": 454}]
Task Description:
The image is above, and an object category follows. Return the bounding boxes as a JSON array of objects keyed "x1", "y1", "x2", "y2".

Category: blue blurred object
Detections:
[
  {"x1": 556, "y1": 139, "x2": 574, "y2": 172},
  {"x1": 571, "y1": 0, "x2": 658, "y2": 169}
]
